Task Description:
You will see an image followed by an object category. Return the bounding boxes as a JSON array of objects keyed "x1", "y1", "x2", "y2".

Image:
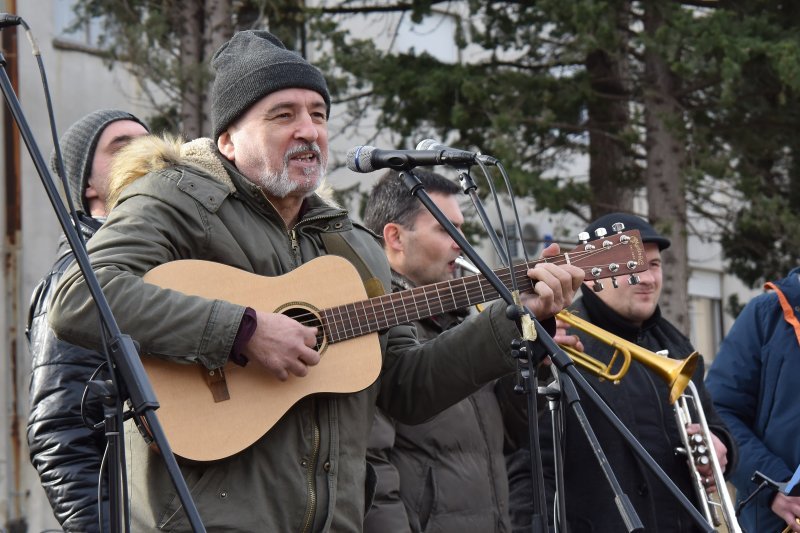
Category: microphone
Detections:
[
  {"x1": 416, "y1": 139, "x2": 498, "y2": 166},
  {"x1": 346, "y1": 145, "x2": 480, "y2": 173},
  {"x1": 0, "y1": 14, "x2": 22, "y2": 28}
]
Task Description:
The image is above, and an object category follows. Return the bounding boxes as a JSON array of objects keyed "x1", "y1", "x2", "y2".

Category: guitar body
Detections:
[{"x1": 142, "y1": 255, "x2": 381, "y2": 461}]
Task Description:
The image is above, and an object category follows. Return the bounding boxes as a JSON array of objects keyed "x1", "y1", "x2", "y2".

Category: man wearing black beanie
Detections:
[
  {"x1": 49, "y1": 30, "x2": 585, "y2": 532},
  {"x1": 27, "y1": 109, "x2": 148, "y2": 532}
]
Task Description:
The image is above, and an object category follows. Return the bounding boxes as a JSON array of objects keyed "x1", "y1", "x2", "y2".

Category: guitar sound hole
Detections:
[{"x1": 281, "y1": 306, "x2": 326, "y2": 352}]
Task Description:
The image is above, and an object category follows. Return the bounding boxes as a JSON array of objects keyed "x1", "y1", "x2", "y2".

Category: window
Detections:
[
  {"x1": 52, "y1": 0, "x2": 106, "y2": 51},
  {"x1": 689, "y1": 296, "x2": 723, "y2": 368},
  {"x1": 394, "y1": 11, "x2": 459, "y2": 63}
]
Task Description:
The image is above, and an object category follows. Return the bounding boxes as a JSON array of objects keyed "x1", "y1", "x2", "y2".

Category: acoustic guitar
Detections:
[{"x1": 141, "y1": 229, "x2": 646, "y2": 461}]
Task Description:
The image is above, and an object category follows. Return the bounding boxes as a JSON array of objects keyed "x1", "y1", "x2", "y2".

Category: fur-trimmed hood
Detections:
[{"x1": 106, "y1": 134, "x2": 336, "y2": 211}]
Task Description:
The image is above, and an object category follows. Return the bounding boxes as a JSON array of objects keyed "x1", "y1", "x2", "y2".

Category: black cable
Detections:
[
  {"x1": 82, "y1": 361, "x2": 109, "y2": 430},
  {"x1": 19, "y1": 16, "x2": 86, "y2": 246}
]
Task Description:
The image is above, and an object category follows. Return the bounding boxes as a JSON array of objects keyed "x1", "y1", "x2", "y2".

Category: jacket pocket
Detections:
[
  {"x1": 415, "y1": 464, "x2": 437, "y2": 532},
  {"x1": 364, "y1": 461, "x2": 378, "y2": 515},
  {"x1": 157, "y1": 465, "x2": 216, "y2": 531}
]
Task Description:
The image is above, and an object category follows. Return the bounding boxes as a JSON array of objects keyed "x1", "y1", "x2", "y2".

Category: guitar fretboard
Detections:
[
  {"x1": 300, "y1": 229, "x2": 643, "y2": 344},
  {"x1": 321, "y1": 262, "x2": 535, "y2": 343}
]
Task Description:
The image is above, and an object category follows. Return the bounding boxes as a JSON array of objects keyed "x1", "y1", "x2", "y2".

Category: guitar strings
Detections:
[{"x1": 285, "y1": 241, "x2": 636, "y2": 342}]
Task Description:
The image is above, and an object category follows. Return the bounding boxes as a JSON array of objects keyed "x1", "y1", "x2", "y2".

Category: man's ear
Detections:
[
  {"x1": 383, "y1": 222, "x2": 404, "y2": 252},
  {"x1": 85, "y1": 182, "x2": 99, "y2": 200},
  {"x1": 217, "y1": 131, "x2": 235, "y2": 161}
]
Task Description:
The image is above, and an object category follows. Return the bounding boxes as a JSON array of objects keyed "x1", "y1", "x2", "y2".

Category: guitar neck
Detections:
[
  {"x1": 320, "y1": 228, "x2": 645, "y2": 344},
  {"x1": 322, "y1": 261, "x2": 536, "y2": 344}
]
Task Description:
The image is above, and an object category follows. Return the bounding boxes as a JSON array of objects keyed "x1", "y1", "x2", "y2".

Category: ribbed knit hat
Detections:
[
  {"x1": 210, "y1": 30, "x2": 331, "y2": 140},
  {"x1": 52, "y1": 109, "x2": 149, "y2": 214}
]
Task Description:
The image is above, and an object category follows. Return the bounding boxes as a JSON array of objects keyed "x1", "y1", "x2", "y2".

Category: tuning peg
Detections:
[
  {"x1": 628, "y1": 274, "x2": 640, "y2": 285},
  {"x1": 611, "y1": 277, "x2": 619, "y2": 289},
  {"x1": 594, "y1": 227, "x2": 607, "y2": 239},
  {"x1": 592, "y1": 281, "x2": 604, "y2": 292},
  {"x1": 611, "y1": 222, "x2": 625, "y2": 233},
  {"x1": 579, "y1": 231, "x2": 596, "y2": 251}
]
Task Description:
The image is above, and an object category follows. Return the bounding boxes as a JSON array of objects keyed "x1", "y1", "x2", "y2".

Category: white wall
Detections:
[{"x1": 2, "y1": 1, "x2": 153, "y2": 530}]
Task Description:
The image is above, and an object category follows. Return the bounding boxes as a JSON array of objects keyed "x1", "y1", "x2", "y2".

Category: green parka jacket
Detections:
[{"x1": 48, "y1": 136, "x2": 521, "y2": 532}]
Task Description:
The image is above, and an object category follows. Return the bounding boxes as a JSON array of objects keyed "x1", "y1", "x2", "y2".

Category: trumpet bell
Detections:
[
  {"x1": 657, "y1": 350, "x2": 699, "y2": 405},
  {"x1": 556, "y1": 310, "x2": 698, "y2": 404}
]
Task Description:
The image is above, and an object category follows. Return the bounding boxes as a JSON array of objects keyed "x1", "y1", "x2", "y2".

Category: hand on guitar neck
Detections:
[{"x1": 519, "y1": 242, "x2": 585, "y2": 319}]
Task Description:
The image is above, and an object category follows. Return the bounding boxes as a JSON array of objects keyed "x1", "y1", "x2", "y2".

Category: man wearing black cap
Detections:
[
  {"x1": 48, "y1": 30, "x2": 584, "y2": 532},
  {"x1": 26, "y1": 109, "x2": 149, "y2": 532},
  {"x1": 509, "y1": 212, "x2": 737, "y2": 532}
]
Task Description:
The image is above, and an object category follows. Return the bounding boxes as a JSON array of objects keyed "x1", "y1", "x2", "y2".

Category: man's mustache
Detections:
[{"x1": 285, "y1": 143, "x2": 324, "y2": 164}]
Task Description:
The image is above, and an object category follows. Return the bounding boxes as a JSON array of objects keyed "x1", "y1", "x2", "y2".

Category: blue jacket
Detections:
[{"x1": 705, "y1": 267, "x2": 800, "y2": 533}]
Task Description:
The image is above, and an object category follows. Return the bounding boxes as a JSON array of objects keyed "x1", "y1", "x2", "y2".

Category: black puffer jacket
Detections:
[{"x1": 26, "y1": 216, "x2": 109, "y2": 533}]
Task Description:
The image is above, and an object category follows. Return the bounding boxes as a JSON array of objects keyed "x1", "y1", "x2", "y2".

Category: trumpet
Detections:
[
  {"x1": 557, "y1": 309, "x2": 741, "y2": 532},
  {"x1": 675, "y1": 381, "x2": 743, "y2": 532},
  {"x1": 454, "y1": 256, "x2": 699, "y2": 403}
]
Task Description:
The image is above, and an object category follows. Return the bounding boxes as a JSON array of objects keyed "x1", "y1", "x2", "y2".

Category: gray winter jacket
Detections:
[{"x1": 365, "y1": 274, "x2": 511, "y2": 533}]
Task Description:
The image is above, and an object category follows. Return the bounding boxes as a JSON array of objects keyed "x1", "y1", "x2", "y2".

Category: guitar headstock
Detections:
[{"x1": 565, "y1": 225, "x2": 647, "y2": 290}]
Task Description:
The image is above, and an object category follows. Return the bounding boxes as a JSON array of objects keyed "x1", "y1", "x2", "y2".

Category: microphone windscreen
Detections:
[
  {"x1": 346, "y1": 145, "x2": 376, "y2": 173},
  {"x1": 415, "y1": 139, "x2": 439, "y2": 151}
]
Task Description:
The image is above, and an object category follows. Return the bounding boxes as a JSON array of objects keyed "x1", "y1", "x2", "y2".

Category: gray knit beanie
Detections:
[
  {"x1": 211, "y1": 30, "x2": 331, "y2": 140},
  {"x1": 52, "y1": 109, "x2": 149, "y2": 214}
]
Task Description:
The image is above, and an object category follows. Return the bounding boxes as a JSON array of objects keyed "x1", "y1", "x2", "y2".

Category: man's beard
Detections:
[{"x1": 257, "y1": 142, "x2": 327, "y2": 198}]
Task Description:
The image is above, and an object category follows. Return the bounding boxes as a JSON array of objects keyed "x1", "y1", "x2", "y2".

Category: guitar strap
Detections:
[
  {"x1": 764, "y1": 281, "x2": 800, "y2": 346},
  {"x1": 320, "y1": 232, "x2": 386, "y2": 298}
]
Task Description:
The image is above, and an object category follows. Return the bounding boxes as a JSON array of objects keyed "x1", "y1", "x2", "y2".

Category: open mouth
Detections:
[{"x1": 291, "y1": 152, "x2": 317, "y2": 163}]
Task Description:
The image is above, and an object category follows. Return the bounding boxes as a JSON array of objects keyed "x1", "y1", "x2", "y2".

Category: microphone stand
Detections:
[
  {"x1": 450, "y1": 167, "x2": 549, "y2": 532},
  {"x1": 455, "y1": 168, "x2": 509, "y2": 265},
  {"x1": 396, "y1": 169, "x2": 713, "y2": 533},
  {"x1": 446, "y1": 166, "x2": 638, "y2": 532},
  {"x1": 0, "y1": 44, "x2": 206, "y2": 533}
]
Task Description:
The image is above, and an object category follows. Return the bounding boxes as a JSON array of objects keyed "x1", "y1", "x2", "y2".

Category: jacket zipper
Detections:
[
  {"x1": 284, "y1": 211, "x2": 344, "y2": 531},
  {"x1": 289, "y1": 228, "x2": 301, "y2": 265},
  {"x1": 287, "y1": 211, "x2": 347, "y2": 266},
  {"x1": 300, "y1": 398, "x2": 321, "y2": 533},
  {"x1": 470, "y1": 394, "x2": 501, "y2": 527}
]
